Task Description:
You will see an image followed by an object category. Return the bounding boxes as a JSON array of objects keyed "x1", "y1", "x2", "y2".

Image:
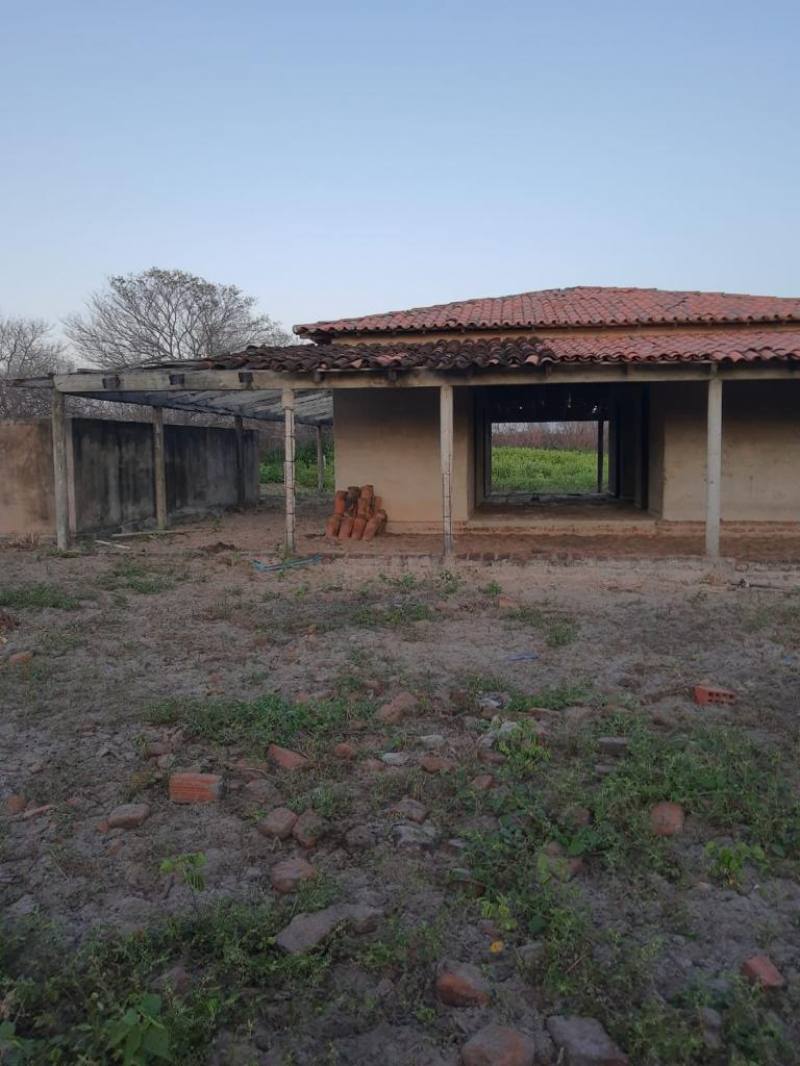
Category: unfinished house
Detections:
[{"x1": 15, "y1": 286, "x2": 800, "y2": 556}]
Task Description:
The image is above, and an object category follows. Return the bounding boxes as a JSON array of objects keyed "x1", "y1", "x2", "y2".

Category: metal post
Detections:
[
  {"x1": 283, "y1": 388, "x2": 296, "y2": 554},
  {"x1": 52, "y1": 390, "x2": 69, "y2": 550},
  {"x1": 316, "y1": 425, "x2": 324, "y2": 493},
  {"x1": 440, "y1": 383, "x2": 454, "y2": 556},
  {"x1": 152, "y1": 408, "x2": 168, "y2": 530},
  {"x1": 596, "y1": 417, "x2": 604, "y2": 493},
  {"x1": 705, "y1": 377, "x2": 723, "y2": 558},
  {"x1": 234, "y1": 415, "x2": 246, "y2": 506}
]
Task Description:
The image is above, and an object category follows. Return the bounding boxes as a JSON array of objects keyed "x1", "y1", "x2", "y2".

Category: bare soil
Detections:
[{"x1": 2, "y1": 508, "x2": 800, "y2": 1064}]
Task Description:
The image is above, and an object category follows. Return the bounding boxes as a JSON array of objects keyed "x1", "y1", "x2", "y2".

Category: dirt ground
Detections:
[{"x1": 2, "y1": 505, "x2": 800, "y2": 1064}]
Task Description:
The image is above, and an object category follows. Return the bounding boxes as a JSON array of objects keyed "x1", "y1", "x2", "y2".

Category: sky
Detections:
[{"x1": 1, "y1": 0, "x2": 799, "y2": 338}]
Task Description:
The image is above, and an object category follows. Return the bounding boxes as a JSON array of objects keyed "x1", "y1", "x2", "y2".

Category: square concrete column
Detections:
[
  {"x1": 283, "y1": 388, "x2": 296, "y2": 554},
  {"x1": 51, "y1": 389, "x2": 69, "y2": 550},
  {"x1": 152, "y1": 408, "x2": 168, "y2": 529},
  {"x1": 440, "y1": 383, "x2": 454, "y2": 556},
  {"x1": 705, "y1": 377, "x2": 723, "y2": 558}
]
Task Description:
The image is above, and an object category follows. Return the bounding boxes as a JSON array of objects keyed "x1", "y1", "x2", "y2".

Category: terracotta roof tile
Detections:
[
  {"x1": 294, "y1": 287, "x2": 800, "y2": 337},
  {"x1": 210, "y1": 330, "x2": 800, "y2": 373}
]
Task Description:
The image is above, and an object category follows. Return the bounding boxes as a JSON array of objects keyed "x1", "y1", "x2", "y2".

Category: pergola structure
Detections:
[
  {"x1": 15, "y1": 362, "x2": 333, "y2": 551},
  {"x1": 15, "y1": 336, "x2": 800, "y2": 557}
]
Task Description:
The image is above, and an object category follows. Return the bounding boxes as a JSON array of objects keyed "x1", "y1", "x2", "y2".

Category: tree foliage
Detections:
[
  {"x1": 0, "y1": 315, "x2": 70, "y2": 418},
  {"x1": 64, "y1": 267, "x2": 293, "y2": 369}
]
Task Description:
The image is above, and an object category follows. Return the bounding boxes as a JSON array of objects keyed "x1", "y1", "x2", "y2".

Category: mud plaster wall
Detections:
[
  {"x1": 653, "y1": 380, "x2": 800, "y2": 521},
  {"x1": 1, "y1": 417, "x2": 258, "y2": 537},
  {"x1": 0, "y1": 421, "x2": 55, "y2": 534},
  {"x1": 333, "y1": 388, "x2": 472, "y2": 530}
]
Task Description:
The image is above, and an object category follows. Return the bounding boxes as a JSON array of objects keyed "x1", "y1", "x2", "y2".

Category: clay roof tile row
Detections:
[
  {"x1": 294, "y1": 287, "x2": 800, "y2": 337},
  {"x1": 208, "y1": 330, "x2": 800, "y2": 374}
]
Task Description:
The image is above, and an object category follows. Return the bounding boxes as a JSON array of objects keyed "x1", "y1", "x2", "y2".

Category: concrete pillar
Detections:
[
  {"x1": 51, "y1": 390, "x2": 69, "y2": 550},
  {"x1": 607, "y1": 406, "x2": 619, "y2": 497},
  {"x1": 440, "y1": 383, "x2": 454, "y2": 555},
  {"x1": 152, "y1": 408, "x2": 168, "y2": 530},
  {"x1": 234, "y1": 415, "x2": 246, "y2": 507},
  {"x1": 596, "y1": 418, "x2": 604, "y2": 493},
  {"x1": 705, "y1": 377, "x2": 723, "y2": 558},
  {"x1": 283, "y1": 388, "x2": 296, "y2": 554},
  {"x1": 316, "y1": 425, "x2": 324, "y2": 492}
]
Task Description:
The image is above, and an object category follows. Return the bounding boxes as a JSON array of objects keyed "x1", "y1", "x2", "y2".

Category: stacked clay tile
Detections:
[{"x1": 325, "y1": 485, "x2": 387, "y2": 541}]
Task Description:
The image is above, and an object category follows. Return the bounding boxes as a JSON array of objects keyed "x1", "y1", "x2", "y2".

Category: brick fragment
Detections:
[
  {"x1": 420, "y1": 755, "x2": 454, "y2": 774},
  {"x1": 461, "y1": 1025, "x2": 536, "y2": 1066},
  {"x1": 435, "y1": 960, "x2": 491, "y2": 1006},
  {"x1": 649, "y1": 801, "x2": 685, "y2": 837},
  {"x1": 257, "y1": 807, "x2": 297, "y2": 840},
  {"x1": 107, "y1": 803, "x2": 150, "y2": 829},
  {"x1": 169, "y1": 772, "x2": 223, "y2": 804},
  {"x1": 333, "y1": 741, "x2": 357, "y2": 760},
  {"x1": 741, "y1": 954, "x2": 785, "y2": 989},
  {"x1": 8, "y1": 651, "x2": 33, "y2": 667},
  {"x1": 271, "y1": 856, "x2": 316, "y2": 893},
  {"x1": 267, "y1": 744, "x2": 310, "y2": 771},
  {"x1": 293, "y1": 809, "x2": 325, "y2": 848},
  {"x1": 4, "y1": 794, "x2": 26, "y2": 815},
  {"x1": 693, "y1": 683, "x2": 736, "y2": 706}
]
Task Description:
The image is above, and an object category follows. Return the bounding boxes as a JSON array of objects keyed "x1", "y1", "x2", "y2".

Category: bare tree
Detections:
[
  {"x1": 0, "y1": 315, "x2": 71, "y2": 419},
  {"x1": 64, "y1": 267, "x2": 294, "y2": 369}
]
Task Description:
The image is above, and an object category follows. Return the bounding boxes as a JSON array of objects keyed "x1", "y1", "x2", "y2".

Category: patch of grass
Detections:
[
  {"x1": 97, "y1": 560, "x2": 176, "y2": 596},
  {"x1": 0, "y1": 583, "x2": 81, "y2": 610},
  {"x1": 0, "y1": 899, "x2": 336, "y2": 1064},
  {"x1": 491, "y1": 445, "x2": 604, "y2": 493},
  {"x1": 352, "y1": 601, "x2": 434, "y2": 628},
  {"x1": 147, "y1": 693, "x2": 373, "y2": 751},
  {"x1": 505, "y1": 605, "x2": 580, "y2": 648}
]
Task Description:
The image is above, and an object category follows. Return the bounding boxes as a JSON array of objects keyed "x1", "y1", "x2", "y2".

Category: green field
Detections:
[
  {"x1": 260, "y1": 441, "x2": 335, "y2": 491},
  {"x1": 492, "y1": 445, "x2": 602, "y2": 493}
]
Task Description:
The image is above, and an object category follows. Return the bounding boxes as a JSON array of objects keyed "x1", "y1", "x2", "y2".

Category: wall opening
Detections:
[{"x1": 489, "y1": 419, "x2": 607, "y2": 499}]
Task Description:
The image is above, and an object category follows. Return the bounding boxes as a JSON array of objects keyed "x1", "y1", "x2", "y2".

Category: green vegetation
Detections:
[
  {"x1": 0, "y1": 900, "x2": 336, "y2": 1065},
  {"x1": 147, "y1": 692, "x2": 372, "y2": 751},
  {"x1": 260, "y1": 439, "x2": 334, "y2": 490},
  {"x1": 0, "y1": 583, "x2": 81, "y2": 610},
  {"x1": 97, "y1": 561, "x2": 177, "y2": 596},
  {"x1": 492, "y1": 445, "x2": 605, "y2": 493}
]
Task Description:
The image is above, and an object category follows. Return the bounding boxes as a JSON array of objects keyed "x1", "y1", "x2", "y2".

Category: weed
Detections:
[
  {"x1": 705, "y1": 841, "x2": 766, "y2": 887},
  {"x1": 483, "y1": 580, "x2": 502, "y2": 597},
  {"x1": 104, "y1": 992, "x2": 171, "y2": 1064},
  {"x1": 98, "y1": 561, "x2": 176, "y2": 596},
  {"x1": 0, "y1": 583, "x2": 81, "y2": 610},
  {"x1": 160, "y1": 852, "x2": 207, "y2": 893}
]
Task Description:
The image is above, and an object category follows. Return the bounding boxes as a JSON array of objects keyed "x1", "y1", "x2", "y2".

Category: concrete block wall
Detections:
[{"x1": 0, "y1": 416, "x2": 259, "y2": 538}]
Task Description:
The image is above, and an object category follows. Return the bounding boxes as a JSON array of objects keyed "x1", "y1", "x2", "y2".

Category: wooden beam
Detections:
[
  {"x1": 596, "y1": 418, "x2": 604, "y2": 493},
  {"x1": 705, "y1": 377, "x2": 723, "y2": 558},
  {"x1": 440, "y1": 383, "x2": 454, "y2": 556},
  {"x1": 51, "y1": 390, "x2": 69, "y2": 550},
  {"x1": 315, "y1": 425, "x2": 324, "y2": 493},
  {"x1": 283, "y1": 388, "x2": 296, "y2": 554},
  {"x1": 152, "y1": 408, "x2": 168, "y2": 530},
  {"x1": 234, "y1": 415, "x2": 246, "y2": 506}
]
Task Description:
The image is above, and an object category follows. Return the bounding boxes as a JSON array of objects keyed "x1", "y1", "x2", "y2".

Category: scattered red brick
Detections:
[
  {"x1": 461, "y1": 1024, "x2": 536, "y2": 1066},
  {"x1": 497, "y1": 596, "x2": 517, "y2": 609},
  {"x1": 22, "y1": 804, "x2": 54, "y2": 820},
  {"x1": 292, "y1": 810, "x2": 325, "y2": 848},
  {"x1": 107, "y1": 803, "x2": 150, "y2": 829},
  {"x1": 169, "y1": 772, "x2": 223, "y2": 804},
  {"x1": 376, "y1": 691, "x2": 418, "y2": 725},
  {"x1": 271, "y1": 856, "x2": 316, "y2": 894},
  {"x1": 360, "y1": 758, "x2": 385, "y2": 773},
  {"x1": 267, "y1": 744, "x2": 310, "y2": 772},
  {"x1": 692, "y1": 683, "x2": 736, "y2": 706},
  {"x1": 477, "y1": 747, "x2": 506, "y2": 766},
  {"x1": 435, "y1": 960, "x2": 491, "y2": 1007},
  {"x1": 257, "y1": 807, "x2": 297, "y2": 840},
  {"x1": 420, "y1": 755, "x2": 455, "y2": 774},
  {"x1": 470, "y1": 774, "x2": 495, "y2": 791},
  {"x1": 4, "y1": 794, "x2": 26, "y2": 816},
  {"x1": 8, "y1": 651, "x2": 33, "y2": 667},
  {"x1": 650, "y1": 801, "x2": 685, "y2": 837},
  {"x1": 741, "y1": 954, "x2": 785, "y2": 989},
  {"x1": 333, "y1": 742, "x2": 357, "y2": 760}
]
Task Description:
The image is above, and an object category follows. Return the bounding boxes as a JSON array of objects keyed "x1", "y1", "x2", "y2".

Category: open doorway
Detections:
[{"x1": 490, "y1": 419, "x2": 607, "y2": 500}]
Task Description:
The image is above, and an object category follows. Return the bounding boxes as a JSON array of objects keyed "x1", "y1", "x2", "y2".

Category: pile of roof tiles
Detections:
[{"x1": 325, "y1": 486, "x2": 386, "y2": 541}]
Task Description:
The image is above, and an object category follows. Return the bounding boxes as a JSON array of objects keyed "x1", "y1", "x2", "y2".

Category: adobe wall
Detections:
[
  {"x1": 0, "y1": 421, "x2": 55, "y2": 535},
  {"x1": 654, "y1": 380, "x2": 800, "y2": 521},
  {"x1": 333, "y1": 388, "x2": 472, "y2": 530}
]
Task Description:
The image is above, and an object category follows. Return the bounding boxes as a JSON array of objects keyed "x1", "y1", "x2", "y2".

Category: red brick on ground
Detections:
[
  {"x1": 741, "y1": 954, "x2": 785, "y2": 989},
  {"x1": 169, "y1": 772, "x2": 223, "y2": 804},
  {"x1": 435, "y1": 960, "x2": 491, "y2": 1006},
  {"x1": 650, "y1": 801, "x2": 685, "y2": 837},
  {"x1": 257, "y1": 808, "x2": 298, "y2": 840},
  {"x1": 271, "y1": 857, "x2": 316, "y2": 894},
  {"x1": 461, "y1": 1025, "x2": 536, "y2": 1066},
  {"x1": 267, "y1": 744, "x2": 310, "y2": 771}
]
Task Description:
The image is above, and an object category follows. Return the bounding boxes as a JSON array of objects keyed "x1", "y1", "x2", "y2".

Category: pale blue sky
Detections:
[{"x1": 1, "y1": 0, "x2": 798, "y2": 336}]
